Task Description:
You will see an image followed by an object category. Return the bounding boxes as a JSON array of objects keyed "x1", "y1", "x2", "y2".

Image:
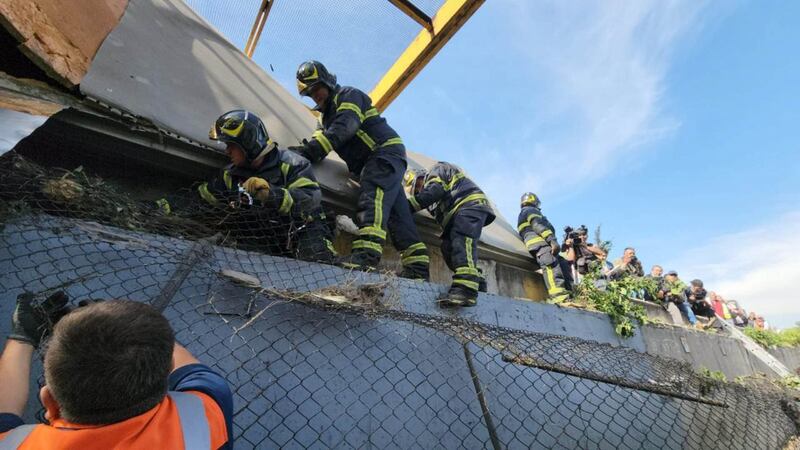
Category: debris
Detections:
[{"x1": 219, "y1": 269, "x2": 261, "y2": 288}]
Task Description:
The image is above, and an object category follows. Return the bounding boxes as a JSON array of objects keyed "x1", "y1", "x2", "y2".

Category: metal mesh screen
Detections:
[
  {"x1": 1, "y1": 153, "x2": 799, "y2": 449},
  {"x1": 184, "y1": 0, "x2": 446, "y2": 101}
]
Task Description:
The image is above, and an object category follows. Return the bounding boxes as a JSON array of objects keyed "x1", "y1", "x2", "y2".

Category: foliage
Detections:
[
  {"x1": 572, "y1": 268, "x2": 649, "y2": 338},
  {"x1": 700, "y1": 368, "x2": 727, "y2": 383},
  {"x1": 743, "y1": 326, "x2": 800, "y2": 349}
]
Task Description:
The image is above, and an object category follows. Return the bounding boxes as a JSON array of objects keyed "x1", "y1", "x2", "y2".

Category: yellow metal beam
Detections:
[
  {"x1": 369, "y1": 0, "x2": 485, "y2": 111},
  {"x1": 243, "y1": 0, "x2": 275, "y2": 58},
  {"x1": 387, "y1": 0, "x2": 433, "y2": 31}
]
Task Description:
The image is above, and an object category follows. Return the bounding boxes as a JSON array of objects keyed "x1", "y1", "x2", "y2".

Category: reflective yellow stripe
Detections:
[
  {"x1": 425, "y1": 177, "x2": 444, "y2": 186},
  {"x1": 452, "y1": 279, "x2": 479, "y2": 291},
  {"x1": 379, "y1": 137, "x2": 403, "y2": 147},
  {"x1": 356, "y1": 130, "x2": 376, "y2": 150},
  {"x1": 445, "y1": 172, "x2": 465, "y2": 191},
  {"x1": 312, "y1": 130, "x2": 333, "y2": 154},
  {"x1": 403, "y1": 242, "x2": 427, "y2": 254},
  {"x1": 280, "y1": 162, "x2": 290, "y2": 180},
  {"x1": 223, "y1": 171, "x2": 233, "y2": 190},
  {"x1": 287, "y1": 177, "x2": 319, "y2": 189},
  {"x1": 402, "y1": 255, "x2": 430, "y2": 265},
  {"x1": 352, "y1": 240, "x2": 383, "y2": 253},
  {"x1": 527, "y1": 213, "x2": 542, "y2": 222},
  {"x1": 337, "y1": 102, "x2": 365, "y2": 122},
  {"x1": 365, "y1": 108, "x2": 379, "y2": 119},
  {"x1": 359, "y1": 226, "x2": 387, "y2": 240},
  {"x1": 544, "y1": 266, "x2": 567, "y2": 296},
  {"x1": 374, "y1": 186, "x2": 384, "y2": 229},
  {"x1": 442, "y1": 193, "x2": 488, "y2": 227},
  {"x1": 409, "y1": 196, "x2": 421, "y2": 211},
  {"x1": 278, "y1": 188, "x2": 293, "y2": 215},
  {"x1": 541, "y1": 229, "x2": 553, "y2": 239},
  {"x1": 197, "y1": 183, "x2": 218, "y2": 206},
  {"x1": 465, "y1": 237, "x2": 475, "y2": 269},
  {"x1": 155, "y1": 198, "x2": 171, "y2": 215},
  {"x1": 525, "y1": 236, "x2": 546, "y2": 248},
  {"x1": 455, "y1": 267, "x2": 481, "y2": 276},
  {"x1": 517, "y1": 222, "x2": 529, "y2": 233},
  {"x1": 325, "y1": 239, "x2": 337, "y2": 255}
]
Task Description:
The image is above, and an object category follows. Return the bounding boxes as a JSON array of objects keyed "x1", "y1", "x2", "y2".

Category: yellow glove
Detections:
[{"x1": 242, "y1": 177, "x2": 270, "y2": 203}]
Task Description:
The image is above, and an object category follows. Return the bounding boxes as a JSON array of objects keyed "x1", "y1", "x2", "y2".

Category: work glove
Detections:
[
  {"x1": 9, "y1": 291, "x2": 71, "y2": 349},
  {"x1": 288, "y1": 139, "x2": 311, "y2": 160},
  {"x1": 242, "y1": 177, "x2": 271, "y2": 203},
  {"x1": 550, "y1": 242, "x2": 560, "y2": 256}
]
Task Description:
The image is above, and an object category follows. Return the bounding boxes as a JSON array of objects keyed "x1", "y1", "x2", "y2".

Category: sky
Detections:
[{"x1": 188, "y1": 0, "x2": 799, "y2": 328}]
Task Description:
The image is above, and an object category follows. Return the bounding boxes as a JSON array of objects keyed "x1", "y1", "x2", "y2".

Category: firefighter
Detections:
[
  {"x1": 517, "y1": 192, "x2": 570, "y2": 303},
  {"x1": 405, "y1": 163, "x2": 495, "y2": 307},
  {"x1": 204, "y1": 110, "x2": 336, "y2": 263},
  {"x1": 290, "y1": 61, "x2": 429, "y2": 280}
]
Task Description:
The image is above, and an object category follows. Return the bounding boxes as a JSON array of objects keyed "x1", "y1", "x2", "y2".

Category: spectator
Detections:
[
  {"x1": 643, "y1": 265, "x2": 663, "y2": 302},
  {"x1": 0, "y1": 294, "x2": 233, "y2": 449},
  {"x1": 658, "y1": 271, "x2": 697, "y2": 326},
  {"x1": 710, "y1": 293, "x2": 732, "y2": 320},
  {"x1": 727, "y1": 301, "x2": 748, "y2": 327},
  {"x1": 686, "y1": 280, "x2": 714, "y2": 319},
  {"x1": 747, "y1": 311, "x2": 758, "y2": 328},
  {"x1": 648, "y1": 265, "x2": 663, "y2": 278},
  {"x1": 562, "y1": 225, "x2": 606, "y2": 278},
  {"x1": 608, "y1": 247, "x2": 645, "y2": 280}
]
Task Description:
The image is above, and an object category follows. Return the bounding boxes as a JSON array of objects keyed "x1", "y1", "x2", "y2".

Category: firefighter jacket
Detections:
[
  {"x1": 517, "y1": 205, "x2": 558, "y2": 253},
  {"x1": 299, "y1": 86, "x2": 405, "y2": 176},
  {"x1": 198, "y1": 145, "x2": 323, "y2": 219},
  {"x1": 409, "y1": 162, "x2": 495, "y2": 230}
]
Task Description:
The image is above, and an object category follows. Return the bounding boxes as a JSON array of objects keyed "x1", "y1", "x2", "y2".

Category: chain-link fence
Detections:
[{"x1": 1, "y1": 153, "x2": 799, "y2": 449}]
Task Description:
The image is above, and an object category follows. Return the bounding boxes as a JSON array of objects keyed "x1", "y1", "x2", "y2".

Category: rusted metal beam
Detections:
[
  {"x1": 387, "y1": 0, "x2": 433, "y2": 31},
  {"x1": 370, "y1": 0, "x2": 485, "y2": 111},
  {"x1": 243, "y1": 0, "x2": 275, "y2": 58}
]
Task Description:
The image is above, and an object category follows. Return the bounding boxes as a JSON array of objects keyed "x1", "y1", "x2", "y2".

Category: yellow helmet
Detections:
[
  {"x1": 404, "y1": 168, "x2": 427, "y2": 193},
  {"x1": 520, "y1": 192, "x2": 540, "y2": 208}
]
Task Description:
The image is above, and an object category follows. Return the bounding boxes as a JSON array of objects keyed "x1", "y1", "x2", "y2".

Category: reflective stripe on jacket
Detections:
[
  {"x1": 409, "y1": 161, "x2": 495, "y2": 230},
  {"x1": 517, "y1": 205, "x2": 558, "y2": 253},
  {"x1": 303, "y1": 86, "x2": 405, "y2": 175},
  {"x1": 0, "y1": 391, "x2": 226, "y2": 450}
]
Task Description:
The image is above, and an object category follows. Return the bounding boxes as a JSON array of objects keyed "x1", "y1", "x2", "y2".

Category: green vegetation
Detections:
[
  {"x1": 743, "y1": 326, "x2": 800, "y2": 349},
  {"x1": 572, "y1": 268, "x2": 651, "y2": 338},
  {"x1": 700, "y1": 368, "x2": 727, "y2": 383}
]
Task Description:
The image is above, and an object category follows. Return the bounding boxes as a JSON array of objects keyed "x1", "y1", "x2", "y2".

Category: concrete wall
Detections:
[{"x1": 768, "y1": 347, "x2": 800, "y2": 374}]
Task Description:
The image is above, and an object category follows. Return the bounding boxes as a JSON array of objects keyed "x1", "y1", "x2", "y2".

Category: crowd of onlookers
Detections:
[{"x1": 560, "y1": 227, "x2": 771, "y2": 330}]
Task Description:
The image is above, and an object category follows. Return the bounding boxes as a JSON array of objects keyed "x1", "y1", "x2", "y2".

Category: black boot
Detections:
[
  {"x1": 398, "y1": 263, "x2": 430, "y2": 281},
  {"x1": 336, "y1": 253, "x2": 378, "y2": 272},
  {"x1": 437, "y1": 285, "x2": 477, "y2": 308}
]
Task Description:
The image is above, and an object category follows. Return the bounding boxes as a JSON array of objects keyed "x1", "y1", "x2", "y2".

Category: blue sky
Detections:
[{"x1": 189, "y1": 1, "x2": 799, "y2": 328}]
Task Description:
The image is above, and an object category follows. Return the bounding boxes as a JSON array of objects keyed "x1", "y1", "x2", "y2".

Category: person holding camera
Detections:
[
  {"x1": 562, "y1": 225, "x2": 606, "y2": 280},
  {"x1": 0, "y1": 292, "x2": 233, "y2": 449},
  {"x1": 608, "y1": 247, "x2": 644, "y2": 280},
  {"x1": 517, "y1": 192, "x2": 570, "y2": 303}
]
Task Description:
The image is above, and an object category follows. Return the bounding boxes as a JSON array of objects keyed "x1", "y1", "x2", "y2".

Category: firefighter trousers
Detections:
[
  {"x1": 534, "y1": 246, "x2": 570, "y2": 302},
  {"x1": 349, "y1": 152, "x2": 428, "y2": 276},
  {"x1": 441, "y1": 208, "x2": 490, "y2": 299}
]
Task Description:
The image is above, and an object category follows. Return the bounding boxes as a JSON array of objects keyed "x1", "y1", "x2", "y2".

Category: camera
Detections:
[{"x1": 563, "y1": 225, "x2": 588, "y2": 245}]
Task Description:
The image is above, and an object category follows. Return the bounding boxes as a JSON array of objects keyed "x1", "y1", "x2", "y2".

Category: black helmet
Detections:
[
  {"x1": 520, "y1": 192, "x2": 540, "y2": 208},
  {"x1": 296, "y1": 60, "x2": 337, "y2": 97},
  {"x1": 209, "y1": 110, "x2": 270, "y2": 161}
]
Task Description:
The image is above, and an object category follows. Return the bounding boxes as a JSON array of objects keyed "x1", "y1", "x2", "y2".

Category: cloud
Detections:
[
  {"x1": 665, "y1": 211, "x2": 800, "y2": 329},
  {"x1": 474, "y1": 0, "x2": 714, "y2": 214}
]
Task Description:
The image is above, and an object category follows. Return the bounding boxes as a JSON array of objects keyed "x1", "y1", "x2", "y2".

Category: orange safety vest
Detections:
[{"x1": 0, "y1": 391, "x2": 227, "y2": 449}]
